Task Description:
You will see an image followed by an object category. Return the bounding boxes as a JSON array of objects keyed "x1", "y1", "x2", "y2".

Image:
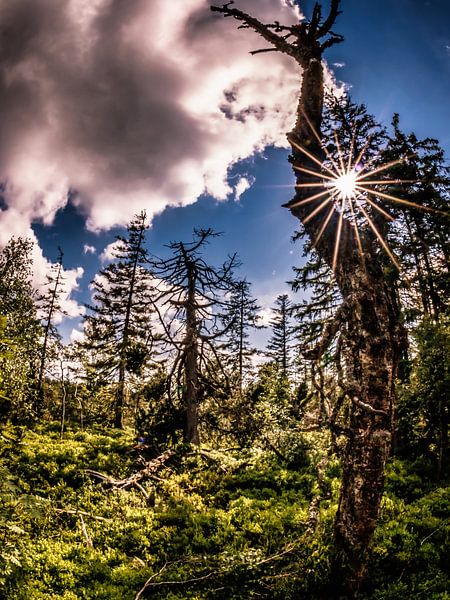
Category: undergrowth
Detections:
[{"x1": 0, "y1": 425, "x2": 448, "y2": 599}]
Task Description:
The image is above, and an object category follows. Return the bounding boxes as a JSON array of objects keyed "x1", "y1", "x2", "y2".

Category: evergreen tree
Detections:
[
  {"x1": 221, "y1": 279, "x2": 262, "y2": 392},
  {"x1": 83, "y1": 211, "x2": 155, "y2": 428},
  {"x1": 36, "y1": 247, "x2": 66, "y2": 410},
  {"x1": 267, "y1": 294, "x2": 293, "y2": 378},
  {"x1": 397, "y1": 317, "x2": 450, "y2": 479},
  {"x1": 0, "y1": 238, "x2": 41, "y2": 421},
  {"x1": 384, "y1": 115, "x2": 450, "y2": 322},
  {"x1": 210, "y1": 3, "x2": 409, "y2": 591}
]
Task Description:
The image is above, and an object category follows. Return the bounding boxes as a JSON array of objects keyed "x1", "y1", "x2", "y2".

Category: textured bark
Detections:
[
  {"x1": 211, "y1": 2, "x2": 403, "y2": 594},
  {"x1": 288, "y1": 51, "x2": 402, "y2": 598}
]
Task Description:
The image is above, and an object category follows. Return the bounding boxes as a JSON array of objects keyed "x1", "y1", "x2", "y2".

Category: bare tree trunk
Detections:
[
  {"x1": 211, "y1": 2, "x2": 404, "y2": 593},
  {"x1": 287, "y1": 49, "x2": 402, "y2": 599},
  {"x1": 183, "y1": 264, "x2": 200, "y2": 445}
]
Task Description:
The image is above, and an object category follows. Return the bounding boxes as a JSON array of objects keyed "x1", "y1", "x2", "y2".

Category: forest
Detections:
[{"x1": 0, "y1": 1, "x2": 449, "y2": 599}]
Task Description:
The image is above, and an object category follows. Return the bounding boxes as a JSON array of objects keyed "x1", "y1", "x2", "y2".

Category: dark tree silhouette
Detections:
[
  {"x1": 211, "y1": 1, "x2": 405, "y2": 594},
  {"x1": 37, "y1": 247, "x2": 65, "y2": 408},
  {"x1": 267, "y1": 294, "x2": 293, "y2": 378},
  {"x1": 221, "y1": 279, "x2": 262, "y2": 393},
  {"x1": 151, "y1": 229, "x2": 238, "y2": 445},
  {"x1": 83, "y1": 212, "x2": 154, "y2": 428}
]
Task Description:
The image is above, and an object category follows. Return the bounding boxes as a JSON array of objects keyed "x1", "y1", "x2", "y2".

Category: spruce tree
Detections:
[
  {"x1": 267, "y1": 294, "x2": 293, "y2": 378},
  {"x1": 221, "y1": 279, "x2": 262, "y2": 392},
  {"x1": 36, "y1": 247, "x2": 66, "y2": 409},
  {"x1": 384, "y1": 115, "x2": 450, "y2": 322},
  {"x1": 83, "y1": 211, "x2": 154, "y2": 428},
  {"x1": 210, "y1": 2, "x2": 409, "y2": 591}
]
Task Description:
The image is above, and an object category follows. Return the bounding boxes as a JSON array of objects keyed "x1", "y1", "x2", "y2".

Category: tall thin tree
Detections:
[
  {"x1": 267, "y1": 294, "x2": 293, "y2": 378},
  {"x1": 221, "y1": 279, "x2": 262, "y2": 392},
  {"x1": 84, "y1": 211, "x2": 154, "y2": 428},
  {"x1": 152, "y1": 229, "x2": 238, "y2": 445},
  {"x1": 37, "y1": 247, "x2": 65, "y2": 406},
  {"x1": 211, "y1": 2, "x2": 410, "y2": 593}
]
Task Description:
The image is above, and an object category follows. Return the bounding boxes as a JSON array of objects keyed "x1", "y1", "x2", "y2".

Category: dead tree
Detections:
[
  {"x1": 151, "y1": 229, "x2": 238, "y2": 446},
  {"x1": 211, "y1": 1, "x2": 404, "y2": 595}
]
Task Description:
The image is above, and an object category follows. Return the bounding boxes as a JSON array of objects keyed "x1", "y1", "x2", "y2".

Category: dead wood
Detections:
[{"x1": 85, "y1": 449, "x2": 176, "y2": 498}]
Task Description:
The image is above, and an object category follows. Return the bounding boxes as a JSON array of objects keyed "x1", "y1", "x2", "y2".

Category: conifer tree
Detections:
[
  {"x1": 83, "y1": 211, "x2": 154, "y2": 428},
  {"x1": 36, "y1": 247, "x2": 66, "y2": 409},
  {"x1": 210, "y1": 2, "x2": 413, "y2": 592},
  {"x1": 152, "y1": 229, "x2": 238, "y2": 445},
  {"x1": 0, "y1": 237, "x2": 41, "y2": 421},
  {"x1": 384, "y1": 115, "x2": 450, "y2": 322},
  {"x1": 267, "y1": 294, "x2": 293, "y2": 378},
  {"x1": 221, "y1": 279, "x2": 262, "y2": 392}
]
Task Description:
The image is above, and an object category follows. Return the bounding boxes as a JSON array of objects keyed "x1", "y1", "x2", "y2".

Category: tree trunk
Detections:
[
  {"x1": 183, "y1": 263, "x2": 200, "y2": 445},
  {"x1": 115, "y1": 221, "x2": 146, "y2": 428},
  {"x1": 210, "y1": 2, "x2": 404, "y2": 592},
  {"x1": 287, "y1": 59, "x2": 402, "y2": 596},
  {"x1": 115, "y1": 360, "x2": 126, "y2": 428}
]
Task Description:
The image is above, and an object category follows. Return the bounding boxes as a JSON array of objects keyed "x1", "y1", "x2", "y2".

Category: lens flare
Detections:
[
  {"x1": 331, "y1": 171, "x2": 358, "y2": 200},
  {"x1": 287, "y1": 112, "x2": 448, "y2": 271}
]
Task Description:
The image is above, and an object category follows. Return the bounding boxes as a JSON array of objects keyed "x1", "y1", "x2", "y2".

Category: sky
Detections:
[{"x1": 0, "y1": 0, "x2": 449, "y2": 343}]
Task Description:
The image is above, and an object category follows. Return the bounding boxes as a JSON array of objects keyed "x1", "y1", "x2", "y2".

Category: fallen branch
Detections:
[
  {"x1": 135, "y1": 563, "x2": 168, "y2": 600},
  {"x1": 79, "y1": 514, "x2": 93, "y2": 548},
  {"x1": 55, "y1": 508, "x2": 109, "y2": 522},
  {"x1": 86, "y1": 449, "x2": 176, "y2": 497}
]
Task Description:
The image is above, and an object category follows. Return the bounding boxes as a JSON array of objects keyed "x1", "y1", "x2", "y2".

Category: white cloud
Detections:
[
  {"x1": 83, "y1": 244, "x2": 96, "y2": 254},
  {"x1": 99, "y1": 240, "x2": 121, "y2": 263},
  {"x1": 0, "y1": 0, "x2": 344, "y2": 239},
  {"x1": 234, "y1": 176, "x2": 254, "y2": 202}
]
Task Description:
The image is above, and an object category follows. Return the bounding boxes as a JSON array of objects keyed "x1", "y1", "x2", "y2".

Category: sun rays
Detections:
[{"x1": 286, "y1": 116, "x2": 438, "y2": 272}]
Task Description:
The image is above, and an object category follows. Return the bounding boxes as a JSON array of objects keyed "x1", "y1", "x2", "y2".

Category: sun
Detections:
[
  {"x1": 331, "y1": 170, "x2": 358, "y2": 200},
  {"x1": 284, "y1": 110, "x2": 445, "y2": 271}
]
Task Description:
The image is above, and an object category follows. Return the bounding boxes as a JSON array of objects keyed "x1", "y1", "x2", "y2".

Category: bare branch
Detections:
[
  {"x1": 211, "y1": 3, "x2": 296, "y2": 58},
  {"x1": 316, "y1": 0, "x2": 342, "y2": 37},
  {"x1": 249, "y1": 47, "x2": 279, "y2": 56}
]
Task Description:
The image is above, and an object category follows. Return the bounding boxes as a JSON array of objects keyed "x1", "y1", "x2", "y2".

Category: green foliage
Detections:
[
  {"x1": 0, "y1": 425, "x2": 448, "y2": 599},
  {"x1": 397, "y1": 317, "x2": 450, "y2": 477},
  {"x1": 0, "y1": 237, "x2": 41, "y2": 422},
  {"x1": 367, "y1": 467, "x2": 450, "y2": 599}
]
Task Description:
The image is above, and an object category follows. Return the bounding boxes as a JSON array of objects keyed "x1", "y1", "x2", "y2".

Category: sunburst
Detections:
[{"x1": 287, "y1": 114, "x2": 445, "y2": 272}]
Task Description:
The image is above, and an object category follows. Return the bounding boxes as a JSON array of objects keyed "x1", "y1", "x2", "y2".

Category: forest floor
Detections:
[{"x1": 1, "y1": 424, "x2": 449, "y2": 599}]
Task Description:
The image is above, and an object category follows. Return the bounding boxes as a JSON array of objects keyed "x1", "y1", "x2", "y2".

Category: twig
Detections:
[
  {"x1": 79, "y1": 514, "x2": 93, "y2": 548},
  {"x1": 137, "y1": 571, "x2": 214, "y2": 591},
  {"x1": 419, "y1": 519, "x2": 450, "y2": 546},
  {"x1": 134, "y1": 562, "x2": 168, "y2": 600},
  {"x1": 55, "y1": 508, "x2": 109, "y2": 522}
]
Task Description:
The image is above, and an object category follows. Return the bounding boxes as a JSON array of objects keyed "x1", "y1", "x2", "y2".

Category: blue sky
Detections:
[{"x1": 1, "y1": 0, "x2": 448, "y2": 342}]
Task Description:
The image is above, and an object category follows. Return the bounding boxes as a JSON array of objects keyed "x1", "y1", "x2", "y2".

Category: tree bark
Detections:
[
  {"x1": 287, "y1": 51, "x2": 402, "y2": 599},
  {"x1": 211, "y1": 2, "x2": 404, "y2": 593}
]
